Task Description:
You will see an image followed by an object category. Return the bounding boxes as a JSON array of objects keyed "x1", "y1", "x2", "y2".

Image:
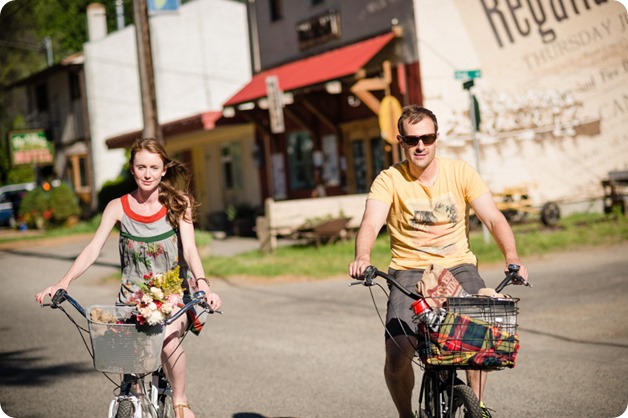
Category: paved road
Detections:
[{"x1": 0, "y1": 234, "x2": 627, "y2": 418}]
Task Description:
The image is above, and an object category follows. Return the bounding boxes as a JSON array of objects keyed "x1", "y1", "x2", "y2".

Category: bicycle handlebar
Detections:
[
  {"x1": 350, "y1": 264, "x2": 531, "y2": 297},
  {"x1": 43, "y1": 289, "x2": 220, "y2": 324}
]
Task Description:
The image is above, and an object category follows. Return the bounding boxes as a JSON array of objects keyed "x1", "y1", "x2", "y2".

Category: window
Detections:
[
  {"x1": 352, "y1": 141, "x2": 367, "y2": 193},
  {"x1": 220, "y1": 142, "x2": 243, "y2": 190},
  {"x1": 68, "y1": 154, "x2": 91, "y2": 193},
  {"x1": 287, "y1": 131, "x2": 314, "y2": 190},
  {"x1": 69, "y1": 72, "x2": 81, "y2": 100},
  {"x1": 370, "y1": 137, "x2": 386, "y2": 180},
  {"x1": 35, "y1": 83, "x2": 48, "y2": 111},
  {"x1": 270, "y1": 0, "x2": 283, "y2": 21}
]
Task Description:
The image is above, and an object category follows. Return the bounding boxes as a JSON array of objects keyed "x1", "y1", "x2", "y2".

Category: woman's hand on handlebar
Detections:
[
  {"x1": 191, "y1": 278, "x2": 222, "y2": 311},
  {"x1": 35, "y1": 284, "x2": 67, "y2": 305}
]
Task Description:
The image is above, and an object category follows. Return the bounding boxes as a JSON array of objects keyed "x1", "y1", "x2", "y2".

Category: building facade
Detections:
[
  {"x1": 11, "y1": 53, "x2": 95, "y2": 211},
  {"x1": 89, "y1": 0, "x2": 255, "y2": 228},
  {"x1": 415, "y1": 0, "x2": 628, "y2": 210},
  {"x1": 222, "y1": 0, "x2": 421, "y2": 204}
]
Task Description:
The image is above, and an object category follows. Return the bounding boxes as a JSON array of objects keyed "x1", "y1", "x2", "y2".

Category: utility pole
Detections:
[{"x1": 133, "y1": 0, "x2": 163, "y2": 144}]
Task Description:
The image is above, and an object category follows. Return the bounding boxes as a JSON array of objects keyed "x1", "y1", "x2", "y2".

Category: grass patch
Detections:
[{"x1": 204, "y1": 213, "x2": 627, "y2": 279}]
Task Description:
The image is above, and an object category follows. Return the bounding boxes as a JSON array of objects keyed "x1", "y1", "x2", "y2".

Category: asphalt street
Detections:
[{"x1": 0, "y1": 233, "x2": 627, "y2": 418}]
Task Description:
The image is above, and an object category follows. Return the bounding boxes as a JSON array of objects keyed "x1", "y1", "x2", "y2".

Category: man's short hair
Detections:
[{"x1": 397, "y1": 105, "x2": 439, "y2": 136}]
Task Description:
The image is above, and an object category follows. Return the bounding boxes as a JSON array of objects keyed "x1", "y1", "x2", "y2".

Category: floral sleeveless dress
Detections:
[{"x1": 117, "y1": 194, "x2": 204, "y2": 334}]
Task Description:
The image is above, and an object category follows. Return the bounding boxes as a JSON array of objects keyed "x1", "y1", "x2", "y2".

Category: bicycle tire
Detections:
[
  {"x1": 450, "y1": 385, "x2": 482, "y2": 418},
  {"x1": 158, "y1": 394, "x2": 175, "y2": 418},
  {"x1": 141, "y1": 394, "x2": 158, "y2": 418},
  {"x1": 114, "y1": 399, "x2": 134, "y2": 418},
  {"x1": 421, "y1": 372, "x2": 439, "y2": 418}
]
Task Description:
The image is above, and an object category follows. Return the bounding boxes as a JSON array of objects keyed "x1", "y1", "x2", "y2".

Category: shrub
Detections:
[
  {"x1": 19, "y1": 182, "x2": 82, "y2": 228},
  {"x1": 19, "y1": 187, "x2": 51, "y2": 228},
  {"x1": 49, "y1": 182, "x2": 81, "y2": 223}
]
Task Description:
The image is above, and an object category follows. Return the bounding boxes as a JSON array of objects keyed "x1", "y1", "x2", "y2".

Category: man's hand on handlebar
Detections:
[
  {"x1": 348, "y1": 257, "x2": 371, "y2": 280},
  {"x1": 505, "y1": 261, "x2": 529, "y2": 285}
]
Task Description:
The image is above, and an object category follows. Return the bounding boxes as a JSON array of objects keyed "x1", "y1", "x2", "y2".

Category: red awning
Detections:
[{"x1": 223, "y1": 32, "x2": 396, "y2": 106}]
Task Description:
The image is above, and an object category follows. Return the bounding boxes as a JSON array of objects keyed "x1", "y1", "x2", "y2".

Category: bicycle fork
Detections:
[
  {"x1": 108, "y1": 373, "x2": 162, "y2": 418},
  {"x1": 419, "y1": 370, "x2": 465, "y2": 418}
]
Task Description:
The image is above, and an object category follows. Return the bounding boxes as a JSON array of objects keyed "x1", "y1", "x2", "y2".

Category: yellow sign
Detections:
[{"x1": 378, "y1": 95, "x2": 402, "y2": 145}]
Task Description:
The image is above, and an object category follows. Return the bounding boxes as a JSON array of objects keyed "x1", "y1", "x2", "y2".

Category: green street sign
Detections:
[{"x1": 455, "y1": 69, "x2": 482, "y2": 80}]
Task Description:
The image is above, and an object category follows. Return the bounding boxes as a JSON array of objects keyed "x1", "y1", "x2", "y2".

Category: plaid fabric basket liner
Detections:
[{"x1": 417, "y1": 311, "x2": 519, "y2": 368}]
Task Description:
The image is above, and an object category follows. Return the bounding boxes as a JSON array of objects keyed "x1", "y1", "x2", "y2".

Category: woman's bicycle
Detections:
[
  {"x1": 42, "y1": 288, "x2": 218, "y2": 418},
  {"x1": 352, "y1": 264, "x2": 531, "y2": 418}
]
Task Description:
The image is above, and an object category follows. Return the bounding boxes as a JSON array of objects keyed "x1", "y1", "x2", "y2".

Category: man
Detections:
[{"x1": 348, "y1": 105, "x2": 528, "y2": 418}]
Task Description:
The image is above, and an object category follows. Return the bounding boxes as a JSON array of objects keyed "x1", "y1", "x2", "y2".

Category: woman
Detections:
[{"x1": 35, "y1": 138, "x2": 221, "y2": 418}]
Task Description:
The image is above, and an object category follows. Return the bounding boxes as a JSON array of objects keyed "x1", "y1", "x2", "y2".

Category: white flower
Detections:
[
  {"x1": 148, "y1": 302, "x2": 157, "y2": 311},
  {"x1": 147, "y1": 310, "x2": 165, "y2": 325},
  {"x1": 161, "y1": 302, "x2": 173, "y2": 315},
  {"x1": 142, "y1": 294, "x2": 153, "y2": 304},
  {"x1": 139, "y1": 306, "x2": 152, "y2": 318},
  {"x1": 150, "y1": 287, "x2": 164, "y2": 300}
]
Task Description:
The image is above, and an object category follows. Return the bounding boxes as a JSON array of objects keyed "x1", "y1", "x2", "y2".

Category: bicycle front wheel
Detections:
[
  {"x1": 114, "y1": 399, "x2": 134, "y2": 418},
  {"x1": 158, "y1": 394, "x2": 175, "y2": 418},
  {"x1": 450, "y1": 385, "x2": 482, "y2": 418}
]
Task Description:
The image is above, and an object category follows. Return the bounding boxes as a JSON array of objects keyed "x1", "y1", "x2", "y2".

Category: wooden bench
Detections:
[{"x1": 255, "y1": 194, "x2": 368, "y2": 252}]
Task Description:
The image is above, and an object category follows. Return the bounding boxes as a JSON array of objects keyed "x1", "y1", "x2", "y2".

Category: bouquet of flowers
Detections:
[{"x1": 128, "y1": 266, "x2": 185, "y2": 326}]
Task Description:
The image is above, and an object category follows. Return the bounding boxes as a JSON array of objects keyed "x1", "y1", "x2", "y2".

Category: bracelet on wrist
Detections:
[{"x1": 196, "y1": 277, "x2": 209, "y2": 286}]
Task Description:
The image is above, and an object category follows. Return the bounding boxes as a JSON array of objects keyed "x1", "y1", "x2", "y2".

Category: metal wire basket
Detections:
[
  {"x1": 87, "y1": 305, "x2": 165, "y2": 374},
  {"x1": 416, "y1": 296, "x2": 520, "y2": 370}
]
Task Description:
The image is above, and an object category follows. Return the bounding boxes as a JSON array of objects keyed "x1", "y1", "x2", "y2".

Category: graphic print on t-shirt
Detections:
[{"x1": 407, "y1": 192, "x2": 461, "y2": 256}]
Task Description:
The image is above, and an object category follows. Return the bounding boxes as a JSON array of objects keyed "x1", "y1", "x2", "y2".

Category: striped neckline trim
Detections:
[{"x1": 122, "y1": 194, "x2": 167, "y2": 223}]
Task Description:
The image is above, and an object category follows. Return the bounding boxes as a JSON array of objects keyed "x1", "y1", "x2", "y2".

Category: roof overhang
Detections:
[
  {"x1": 105, "y1": 111, "x2": 222, "y2": 149},
  {"x1": 223, "y1": 31, "x2": 397, "y2": 107}
]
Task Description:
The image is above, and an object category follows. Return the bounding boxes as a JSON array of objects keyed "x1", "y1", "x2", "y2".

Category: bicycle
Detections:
[
  {"x1": 42, "y1": 288, "x2": 219, "y2": 418},
  {"x1": 352, "y1": 264, "x2": 531, "y2": 418}
]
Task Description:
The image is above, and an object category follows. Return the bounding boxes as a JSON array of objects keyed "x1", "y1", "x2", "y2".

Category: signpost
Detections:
[
  {"x1": 266, "y1": 75, "x2": 285, "y2": 134},
  {"x1": 456, "y1": 69, "x2": 489, "y2": 243}
]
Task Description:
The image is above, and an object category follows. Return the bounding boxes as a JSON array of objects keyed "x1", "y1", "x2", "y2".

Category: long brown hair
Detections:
[{"x1": 129, "y1": 138, "x2": 197, "y2": 227}]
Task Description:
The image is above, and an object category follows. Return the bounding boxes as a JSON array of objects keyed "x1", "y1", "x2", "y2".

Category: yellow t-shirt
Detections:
[{"x1": 368, "y1": 157, "x2": 489, "y2": 270}]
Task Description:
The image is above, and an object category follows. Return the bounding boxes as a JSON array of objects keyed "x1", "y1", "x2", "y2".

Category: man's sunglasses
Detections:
[{"x1": 397, "y1": 133, "x2": 437, "y2": 146}]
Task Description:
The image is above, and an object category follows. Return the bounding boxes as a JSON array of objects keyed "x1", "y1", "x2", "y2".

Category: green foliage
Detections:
[
  {"x1": 98, "y1": 174, "x2": 136, "y2": 212},
  {"x1": 19, "y1": 187, "x2": 49, "y2": 218},
  {"x1": 203, "y1": 213, "x2": 627, "y2": 279},
  {"x1": 6, "y1": 166, "x2": 36, "y2": 185},
  {"x1": 49, "y1": 182, "x2": 81, "y2": 222},
  {"x1": 18, "y1": 182, "x2": 82, "y2": 228}
]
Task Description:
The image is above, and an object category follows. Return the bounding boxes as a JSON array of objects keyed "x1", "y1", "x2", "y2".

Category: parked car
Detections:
[{"x1": 0, "y1": 182, "x2": 36, "y2": 227}]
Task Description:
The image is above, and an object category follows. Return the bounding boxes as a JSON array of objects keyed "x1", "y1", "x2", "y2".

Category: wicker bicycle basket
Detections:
[
  {"x1": 87, "y1": 305, "x2": 165, "y2": 374},
  {"x1": 416, "y1": 296, "x2": 520, "y2": 370}
]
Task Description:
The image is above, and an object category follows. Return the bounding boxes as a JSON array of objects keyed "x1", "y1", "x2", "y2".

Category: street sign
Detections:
[
  {"x1": 148, "y1": 0, "x2": 180, "y2": 13},
  {"x1": 9, "y1": 129, "x2": 54, "y2": 166},
  {"x1": 455, "y1": 69, "x2": 482, "y2": 80},
  {"x1": 266, "y1": 76, "x2": 285, "y2": 134}
]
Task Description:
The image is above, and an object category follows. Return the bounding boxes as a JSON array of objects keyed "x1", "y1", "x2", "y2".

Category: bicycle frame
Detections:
[
  {"x1": 352, "y1": 264, "x2": 530, "y2": 418},
  {"x1": 44, "y1": 289, "x2": 215, "y2": 418}
]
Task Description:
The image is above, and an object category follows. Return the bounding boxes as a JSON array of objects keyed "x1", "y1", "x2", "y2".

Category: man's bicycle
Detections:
[
  {"x1": 352, "y1": 264, "x2": 530, "y2": 418},
  {"x1": 42, "y1": 288, "x2": 218, "y2": 418}
]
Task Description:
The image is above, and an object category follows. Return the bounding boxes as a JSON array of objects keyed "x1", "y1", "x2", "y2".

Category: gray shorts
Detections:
[{"x1": 384, "y1": 264, "x2": 486, "y2": 340}]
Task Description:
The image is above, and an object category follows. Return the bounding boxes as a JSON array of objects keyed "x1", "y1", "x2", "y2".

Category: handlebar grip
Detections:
[{"x1": 51, "y1": 289, "x2": 68, "y2": 306}]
